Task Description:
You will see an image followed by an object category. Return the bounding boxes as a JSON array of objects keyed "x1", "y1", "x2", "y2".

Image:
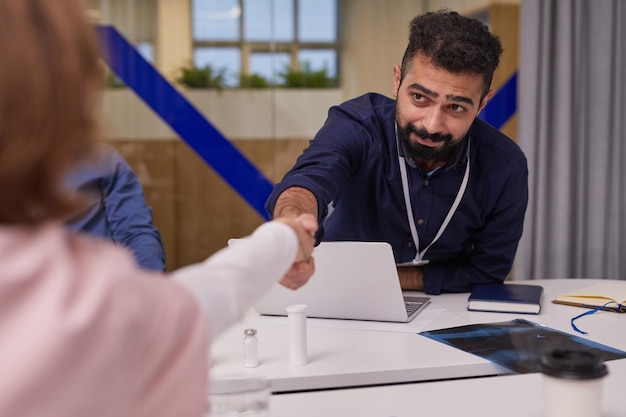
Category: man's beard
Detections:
[{"x1": 397, "y1": 121, "x2": 463, "y2": 161}]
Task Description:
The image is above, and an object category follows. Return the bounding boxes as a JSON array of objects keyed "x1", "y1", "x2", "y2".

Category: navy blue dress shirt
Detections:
[
  {"x1": 65, "y1": 144, "x2": 166, "y2": 272},
  {"x1": 266, "y1": 93, "x2": 528, "y2": 294}
]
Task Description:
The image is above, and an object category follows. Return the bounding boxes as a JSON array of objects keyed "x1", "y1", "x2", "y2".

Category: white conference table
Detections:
[
  {"x1": 210, "y1": 279, "x2": 626, "y2": 393},
  {"x1": 423, "y1": 278, "x2": 626, "y2": 350},
  {"x1": 270, "y1": 356, "x2": 626, "y2": 417}
]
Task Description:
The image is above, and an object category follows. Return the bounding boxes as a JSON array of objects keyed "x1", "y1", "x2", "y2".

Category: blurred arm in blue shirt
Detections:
[{"x1": 65, "y1": 143, "x2": 166, "y2": 272}]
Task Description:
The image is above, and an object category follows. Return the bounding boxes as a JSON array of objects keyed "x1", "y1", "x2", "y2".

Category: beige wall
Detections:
[
  {"x1": 432, "y1": 0, "x2": 520, "y2": 14},
  {"x1": 101, "y1": 89, "x2": 342, "y2": 140},
  {"x1": 155, "y1": 0, "x2": 191, "y2": 81},
  {"x1": 340, "y1": 0, "x2": 427, "y2": 99},
  {"x1": 86, "y1": 0, "x2": 156, "y2": 41}
]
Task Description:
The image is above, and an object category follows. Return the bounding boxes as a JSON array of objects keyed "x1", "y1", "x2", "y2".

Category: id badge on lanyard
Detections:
[{"x1": 395, "y1": 124, "x2": 471, "y2": 266}]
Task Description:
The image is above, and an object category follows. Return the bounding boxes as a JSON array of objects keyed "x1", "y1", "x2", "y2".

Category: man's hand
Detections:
[
  {"x1": 279, "y1": 256, "x2": 315, "y2": 290},
  {"x1": 274, "y1": 213, "x2": 318, "y2": 290}
]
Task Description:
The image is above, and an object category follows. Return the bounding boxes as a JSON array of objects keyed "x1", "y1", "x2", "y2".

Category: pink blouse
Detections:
[{"x1": 0, "y1": 221, "x2": 298, "y2": 417}]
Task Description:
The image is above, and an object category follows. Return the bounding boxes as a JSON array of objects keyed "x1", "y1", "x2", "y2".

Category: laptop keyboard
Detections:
[{"x1": 404, "y1": 300, "x2": 426, "y2": 317}]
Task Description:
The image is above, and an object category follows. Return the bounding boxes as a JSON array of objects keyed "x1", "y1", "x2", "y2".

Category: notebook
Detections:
[
  {"x1": 467, "y1": 283, "x2": 544, "y2": 314},
  {"x1": 229, "y1": 240, "x2": 430, "y2": 323},
  {"x1": 552, "y1": 283, "x2": 626, "y2": 313}
]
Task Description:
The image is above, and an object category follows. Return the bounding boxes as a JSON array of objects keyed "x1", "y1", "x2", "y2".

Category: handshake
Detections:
[{"x1": 273, "y1": 213, "x2": 318, "y2": 290}]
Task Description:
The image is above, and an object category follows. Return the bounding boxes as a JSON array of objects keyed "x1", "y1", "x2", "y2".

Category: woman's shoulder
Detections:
[{"x1": 0, "y1": 223, "x2": 138, "y2": 291}]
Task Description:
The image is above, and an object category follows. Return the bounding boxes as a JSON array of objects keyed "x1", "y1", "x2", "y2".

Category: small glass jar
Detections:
[{"x1": 243, "y1": 328, "x2": 259, "y2": 368}]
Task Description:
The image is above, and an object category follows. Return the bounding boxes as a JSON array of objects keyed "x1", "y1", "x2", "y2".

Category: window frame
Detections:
[{"x1": 192, "y1": 0, "x2": 340, "y2": 84}]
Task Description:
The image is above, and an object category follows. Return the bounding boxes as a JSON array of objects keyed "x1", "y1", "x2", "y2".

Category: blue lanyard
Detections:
[{"x1": 570, "y1": 301, "x2": 623, "y2": 334}]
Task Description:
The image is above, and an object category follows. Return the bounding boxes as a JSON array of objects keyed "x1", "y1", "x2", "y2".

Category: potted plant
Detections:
[
  {"x1": 276, "y1": 61, "x2": 339, "y2": 89},
  {"x1": 174, "y1": 62, "x2": 228, "y2": 89},
  {"x1": 238, "y1": 73, "x2": 270, "y2": 89}
]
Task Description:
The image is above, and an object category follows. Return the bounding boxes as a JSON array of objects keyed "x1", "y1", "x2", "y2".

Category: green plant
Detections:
[
  {"x1": 238, "y1": 73, "x2": 270, "y2": 89},
  {"x1": 277, "y1": 61, "x2": 339, "y2": 88},
  {"x1": 104, "y1": 70, "x2": 126, "y2": 89},
  {"x1": 175, "y1": 62, "x2": 227, "y2": 89}
]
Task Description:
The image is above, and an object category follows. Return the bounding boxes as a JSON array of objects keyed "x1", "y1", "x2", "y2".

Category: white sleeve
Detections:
[{"x1": 171, "y1": 221, "x2": 298, "y2": 339}]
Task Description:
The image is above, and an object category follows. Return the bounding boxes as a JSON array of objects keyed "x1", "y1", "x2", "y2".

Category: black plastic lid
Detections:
[{"x1": 540, "y1": 349, "x2": 608, "y2": 380}]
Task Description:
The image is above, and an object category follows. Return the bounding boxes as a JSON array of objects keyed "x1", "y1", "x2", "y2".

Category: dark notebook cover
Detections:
[{"x1": 467, "y1": 283, "x2": 544, "y2": 314}]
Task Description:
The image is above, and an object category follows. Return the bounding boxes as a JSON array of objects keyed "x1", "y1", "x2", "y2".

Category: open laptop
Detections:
[{"x1": 229, "y1": 240, "x2": 430, "y2": 323}]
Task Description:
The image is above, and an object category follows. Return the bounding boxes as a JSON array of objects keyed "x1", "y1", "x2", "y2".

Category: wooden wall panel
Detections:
[
  {"x1": 108, "y1": 140, "x2": 178, "y2": 271},
  {"x1": 108, "y1": 138, "x2": 310, "y2": 271},
  {"x1": 173, "y1": 143, "x2": 265, "y2": 267},
  {"x1": 489, "y1": 4, "x2": 520, "y2": 89},
  {"x1": 236, "y1": 139, "x2": 310, "y2": 183}
]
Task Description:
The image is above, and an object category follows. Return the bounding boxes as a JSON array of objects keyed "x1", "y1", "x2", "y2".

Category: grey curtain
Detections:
[{"x1": 516, "y1": 0, "x2": 626, "y2": 280}]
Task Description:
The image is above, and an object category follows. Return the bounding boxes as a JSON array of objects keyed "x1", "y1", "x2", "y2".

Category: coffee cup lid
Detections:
[{"x1": 540, "y1": 349, "x2": 608, "y2": 380}]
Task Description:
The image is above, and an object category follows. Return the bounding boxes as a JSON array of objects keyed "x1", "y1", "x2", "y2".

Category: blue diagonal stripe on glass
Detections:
[
  {"x1": 479, "y1": 72, "x2": 517, "y2": 130},
  {"x1": 96, "y1": 25, "x2": 272, "y2": 220}
]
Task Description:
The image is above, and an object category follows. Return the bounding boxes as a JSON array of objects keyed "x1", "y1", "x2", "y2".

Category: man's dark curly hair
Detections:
[{"x1": 400, "y1": 10, "x2": 503, "y2": 99}]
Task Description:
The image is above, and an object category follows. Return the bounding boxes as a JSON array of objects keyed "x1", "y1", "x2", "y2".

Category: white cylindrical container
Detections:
[
  {"x1": 286, "y1": 304, "x2": 308, "y2": 366},
  {"x1": 243, "y1": 328, "x2": 259, "y2": 368},
  {"x1": 541, "y1": 349, "x2": 608, "y2": 417}
]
